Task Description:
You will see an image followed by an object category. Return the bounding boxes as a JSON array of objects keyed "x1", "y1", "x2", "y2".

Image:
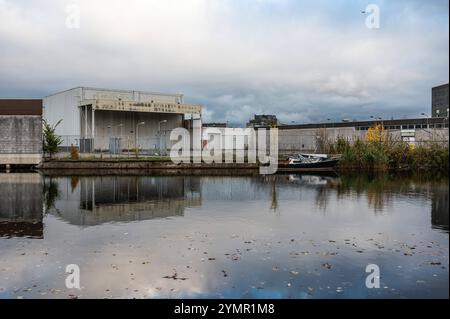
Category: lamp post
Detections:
[
  {"x1": 116, "y1": 123, "x2": 124, "y2": 138},
  {"x1": 444, "y1": 108, "x2": 448, "y2": 128},
  {"x1": 136, "y1": 122, "x2": 145, "y2": 156},
  {"x1": 421, "y1": 113, "x2": 429, "y2": 129},
  {"x1": 107, "y1": 125, "x2": 112, "y2": 157},
  {"x1": 377, "y1": 117, "x2": 383, "y2": 129},
  {"x1": 420, "y1": 112, "x2": 434, "y2": 141},
  {"x1": 371, "y1": 116, "x2": 383, "y2": 128},
  {"x1": 158, "y1": 120, "x2": 167, "y2": 155},
  {"x1": 116, "y1": 123, "x2": 124, "y2": 156}
]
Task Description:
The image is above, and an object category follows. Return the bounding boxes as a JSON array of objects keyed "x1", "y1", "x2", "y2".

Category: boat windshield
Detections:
[{"x1": 289, "y1": 154, "x2": 324, "y2": 164}]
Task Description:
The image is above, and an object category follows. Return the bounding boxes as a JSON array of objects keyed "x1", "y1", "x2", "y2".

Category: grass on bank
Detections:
[
  {"x1": 49, "y1": 125, "x2": 448, "y2": 171},
  {"x1": 325, "y1": 125, "x2": 449, "y2": 171}
]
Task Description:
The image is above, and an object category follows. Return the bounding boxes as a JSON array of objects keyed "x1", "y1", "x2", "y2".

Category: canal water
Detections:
[{"x1": 0, "y1": 172, "x2": 448, "y2": 299}]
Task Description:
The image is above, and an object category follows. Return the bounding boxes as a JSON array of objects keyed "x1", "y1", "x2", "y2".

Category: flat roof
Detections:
[
  {"x1": 202, "y1": 123, "x2": 227, "y2": 127},
  {"x1": 44, "y1": 86, "x2": 184, "y2": 98},
  {"x1": 277, "y1": 117, "x2": 449, "y2": 130},
  {"x1": 432, "y1": 83, "x2": 449, "y2": 90},
  {"x1": 0, "y1": 99, "x2": 42, "y2": 115}
]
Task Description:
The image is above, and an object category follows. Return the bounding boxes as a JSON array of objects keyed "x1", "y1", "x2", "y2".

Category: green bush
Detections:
[
  {"x1": 332, "y1": 139, "x2": 448, "y2": 172},
  {"x1": 43, "y1": 119, "x2": 63, "y2": 159}
]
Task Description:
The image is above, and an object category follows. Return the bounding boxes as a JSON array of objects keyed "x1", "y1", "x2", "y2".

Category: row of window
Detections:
[{"x1": 356, "y1": 123, "x2": 449, "y2": 131}]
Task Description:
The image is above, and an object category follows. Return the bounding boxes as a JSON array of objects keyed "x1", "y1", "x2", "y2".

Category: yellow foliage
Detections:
[
  {"x1": 366, "y1": 124, "x2": 386, "y2": 143},
  {"x1": 69, "y1": 144, "x2": 79, "y2": 160}
]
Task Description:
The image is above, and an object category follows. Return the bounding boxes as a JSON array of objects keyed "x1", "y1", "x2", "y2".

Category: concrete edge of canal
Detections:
[{"x1": 37, "y1": 160, "x2": 261, "y2": 176}]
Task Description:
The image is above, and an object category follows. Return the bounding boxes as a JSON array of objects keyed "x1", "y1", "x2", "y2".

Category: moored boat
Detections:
[{"x1": 276, "y1": 153, "x2": 339, "y2": 172}]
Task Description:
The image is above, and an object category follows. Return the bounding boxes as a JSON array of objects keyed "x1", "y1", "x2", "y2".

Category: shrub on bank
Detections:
[
  {"x1": 411, "y1": 143, "x2": 449, "y2": 171},
  {"x1": 331, "y1": 131, "x2": 448, "y2": 171}
]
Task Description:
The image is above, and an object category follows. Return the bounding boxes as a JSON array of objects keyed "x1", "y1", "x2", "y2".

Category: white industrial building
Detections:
[{"x1": 43, "y1": 87, "x2": 202, "y2": 153}]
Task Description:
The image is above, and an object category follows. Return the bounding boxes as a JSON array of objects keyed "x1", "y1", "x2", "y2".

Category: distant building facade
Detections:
[
  {"x1": 202, "y1": 122, "x2": 227, "y2": 128},
  {"x1": 43, "y1": 87, "x2": 202, "y2": 152},
  {"x1": 277, "y1": 117, "x2": 449, "y2": 154},
  {"x1": 247, "y1": 115, "x2": 279, "y2": 128},
  {"x1": 432, "y1": 83, "x2": 449, "y2": 118},
  {"x1": 0, "y1": 100, "x2": 42, "y2": 167}
]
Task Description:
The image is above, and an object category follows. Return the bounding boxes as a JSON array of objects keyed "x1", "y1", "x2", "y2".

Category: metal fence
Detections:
[
  {"x1": 57, "y1": 135, "x2": 168, "y2": 157},
  {"x1": 55, "y1": 128, "x2": 449, "y2": 159}
]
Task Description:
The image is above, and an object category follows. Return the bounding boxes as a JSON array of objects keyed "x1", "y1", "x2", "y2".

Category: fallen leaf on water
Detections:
[
  {"x1": 163, "y1": 272, "x2": 188, "y2": 281},
  {"x1": 322, "y1": 263, "x2": 332, "y2": 269}
]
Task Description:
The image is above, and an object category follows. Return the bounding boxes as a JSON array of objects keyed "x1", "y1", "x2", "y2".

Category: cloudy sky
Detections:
[{"x1": 0, "y1": 0, "x2": 448, "y2": 125}]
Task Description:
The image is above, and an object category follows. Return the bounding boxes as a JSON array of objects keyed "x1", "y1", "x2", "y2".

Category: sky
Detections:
[{"x1": 0, "y1": 0, "x2": 448, "y2": 126}]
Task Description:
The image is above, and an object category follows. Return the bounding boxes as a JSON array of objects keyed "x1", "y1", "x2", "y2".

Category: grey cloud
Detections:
[{"x1": 0, "y1": 0, "x2": 448, "y2": 125}]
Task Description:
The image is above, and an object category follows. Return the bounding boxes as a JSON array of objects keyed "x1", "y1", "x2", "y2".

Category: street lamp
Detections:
[
  {"x1": 377, "y1": 117, "x2": 383, "y2": 128},
  {"x1": 136, "y1": 122, "x2": 145, "y2": 154},
  {"x1": 421, "y1": 113, "x2": 429, "y2": 129},
  {"x1": 446, "y1": 108, "x2": 449, "y2": 128},
  {"x1": 107, "y1": 125, "x2": 113, "y2": 157},
  {"x1": 158, "y1": 120, "x2": 167, "y2": 132},
  {"x1": 116, "y1": 123, "x2": 124, "y2": 137},
  {"x1": 158, "y1": 120, "x2": 167, "y2": 155},
  {"x1": 115, "y1": 123, "x2": 124, "y2": 156},
  {"x1": 371, "y1": 116, "x2": 383, "y2": 127}
]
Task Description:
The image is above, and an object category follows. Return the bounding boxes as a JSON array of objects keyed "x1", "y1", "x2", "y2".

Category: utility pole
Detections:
[{"x1": 136, "y1": 122, "x2": 145, "y2": 157}]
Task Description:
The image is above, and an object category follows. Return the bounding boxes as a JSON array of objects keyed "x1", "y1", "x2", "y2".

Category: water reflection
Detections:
[
  {"x1": 0, "y1": 173, "x2": 43, "y2": 238},
  {"x1": 1, "y1": 173, "x2": 448, "y2": 233},
  {"x1": 432, "y1": 183, "x2": 449, "y2": 231},
  {"x1": 0, "y1": 172, "x2": 448, "y2": 299},
  {"x1": 335, "y1": 173, "x2": 449, "y2": 228},
  {"x1": 50, "y1": 176, "x2": 201, "y2": 226}
]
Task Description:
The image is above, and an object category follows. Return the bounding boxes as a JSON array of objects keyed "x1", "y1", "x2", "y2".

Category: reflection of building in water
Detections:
[
  {"x1": 431, "y1": 184, "x2": 449, "y2": 232},
  {"x1": 196, "y1": 175, "x2": 338, "y2": 212},
  {"x1": 51, "y1": 176, "x2": 201, "y2": 226},
  {"x1": 0, "y1": 173, "x2": 43, "y2": 238}
]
